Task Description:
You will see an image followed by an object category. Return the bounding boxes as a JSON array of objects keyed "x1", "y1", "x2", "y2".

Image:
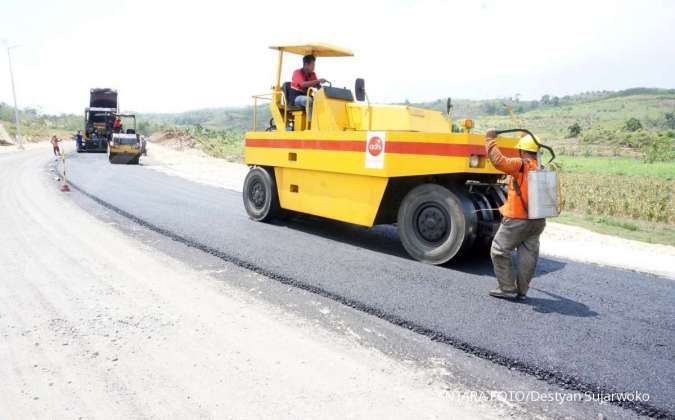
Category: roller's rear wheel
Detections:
[
  {"x1": 243, "y1": 167, "x2": 280, "y2": 222},
  {"x1": 397, "y1": 184, "x2": 474, "y2": 264}
]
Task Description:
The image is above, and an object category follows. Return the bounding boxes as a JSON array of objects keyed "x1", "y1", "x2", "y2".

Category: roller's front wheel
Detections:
[
  {"x1": 243, "y1": 167, "x2": 280, "y2": 222},
  {"x1": 397, "y1": 184, "x2": 474, "y2": 264}
]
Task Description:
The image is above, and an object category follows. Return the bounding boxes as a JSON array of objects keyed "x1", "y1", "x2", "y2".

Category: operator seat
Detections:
[{"x1": 282, "y1": 82, "x2": 305, "y2": 112}]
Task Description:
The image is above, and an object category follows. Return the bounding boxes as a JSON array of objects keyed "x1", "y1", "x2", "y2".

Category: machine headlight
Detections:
[
  {"x1": 469, "y1": 155, "x2": 480, "y2": 168},
  {"x1": 461, "y1": 118, "x2": 474, "y2": 130}
]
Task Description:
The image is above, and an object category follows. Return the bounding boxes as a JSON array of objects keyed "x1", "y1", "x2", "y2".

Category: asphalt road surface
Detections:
[{"x1": 63, "y1": 151, "x2": 675, "y2": 417}]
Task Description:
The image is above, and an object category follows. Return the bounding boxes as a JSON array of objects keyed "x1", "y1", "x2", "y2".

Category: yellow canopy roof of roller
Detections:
[{"x1": 269, "y1": 43, "x2": 353, "y2": 57}]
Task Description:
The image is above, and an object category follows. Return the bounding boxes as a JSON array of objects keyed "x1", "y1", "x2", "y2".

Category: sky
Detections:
[{"x1": 1, "y1": 0, "x2": 674, "y2": 114}]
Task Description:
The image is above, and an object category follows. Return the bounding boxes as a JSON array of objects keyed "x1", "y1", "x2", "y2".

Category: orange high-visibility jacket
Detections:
[{"x1": 486, "y1": 139, "x2": 537, "y2": 219}]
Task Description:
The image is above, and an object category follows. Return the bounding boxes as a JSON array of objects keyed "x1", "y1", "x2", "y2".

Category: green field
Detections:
[{"x1": 555, "y1": 155, "x2": 674, "y2": 179}]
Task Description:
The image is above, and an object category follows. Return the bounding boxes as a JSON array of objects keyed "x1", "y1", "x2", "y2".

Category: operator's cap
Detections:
[{"x1": 516, "y1": 134, "x2": 540, "y2": 153}]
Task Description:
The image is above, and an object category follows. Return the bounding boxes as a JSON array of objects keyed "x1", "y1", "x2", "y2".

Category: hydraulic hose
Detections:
[
  {"x1": 494, "y1": 128, "x2": 564, "y2": 213},
  {"x1": 494, "y1": 128, "x2": 556, "y2": 163}
]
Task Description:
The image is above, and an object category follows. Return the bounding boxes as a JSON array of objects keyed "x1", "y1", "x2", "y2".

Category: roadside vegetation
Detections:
[
  {"x1": 185, "y1": 126, "x2": 243, "y2": 162},
  {"x1": 0, "y1": 102, "x2": 78, "y2": 141},
  {"x1": 148, "y1": 126, "x2": 244, "y2": 162},
  {"x1": 552, "y1": 153, "x2": 674, "y2": 245}
]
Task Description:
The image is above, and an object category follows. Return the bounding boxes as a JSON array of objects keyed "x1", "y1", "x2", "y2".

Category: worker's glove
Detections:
[{"x1": 485, "y1": 128, "x2": 497, "y2": 141}]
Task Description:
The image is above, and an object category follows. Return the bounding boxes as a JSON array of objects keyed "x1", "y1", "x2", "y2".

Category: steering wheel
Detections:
[{"x1": 320, "y1": 80, "x2": 332, "y2": 88}]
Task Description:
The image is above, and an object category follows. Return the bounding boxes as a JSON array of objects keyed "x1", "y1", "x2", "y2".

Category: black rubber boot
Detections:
[{"x1": 488, "y1": 288, "x2": 518, "y2": 299}]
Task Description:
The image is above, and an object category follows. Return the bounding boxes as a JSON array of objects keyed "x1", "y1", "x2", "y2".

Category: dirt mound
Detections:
[{"x1": 148, "y1": 129, "x2": 197, "y2": 150}]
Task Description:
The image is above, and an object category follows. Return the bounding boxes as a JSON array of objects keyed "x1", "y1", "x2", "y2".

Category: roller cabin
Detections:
[{"x1": 243, "y1": 44, "x2": 520, "y2": 264}]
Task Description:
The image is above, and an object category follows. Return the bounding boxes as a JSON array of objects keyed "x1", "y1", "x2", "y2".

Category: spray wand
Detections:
[{"x1": 493, "y1": 128, "x2": 556, "y2": 164}]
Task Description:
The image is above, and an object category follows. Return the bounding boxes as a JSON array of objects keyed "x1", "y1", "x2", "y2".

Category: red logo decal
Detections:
[{"x1": 368, "y1": 136, "x2": 383, "y2": 156}]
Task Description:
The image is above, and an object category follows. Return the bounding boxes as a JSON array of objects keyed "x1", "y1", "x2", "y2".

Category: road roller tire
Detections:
[
  {"x1": 397, "y1": 184, "x2": 473, "y2": 265},
  {"x1": 243, "y1": 167, "x2": 280, "y2": 222},
  {"x1": 108, "y1": 153, "x2": 117, "y2": 164}
]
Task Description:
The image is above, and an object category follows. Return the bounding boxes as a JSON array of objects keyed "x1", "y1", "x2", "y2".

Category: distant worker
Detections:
[
  {"x1": 113, "y1": 117, "x2": 122, "y2": 133},
  {"x1": 289, "y1": 54, "x2": 326, "y2": 120},
  {"x1": 485, "y1": 129, "x2": 546, "y2": 300},
  {"x1": 50, "y1": 135, "x2": 62, "y2": 157},
  {"x1": 75, "y1": 130, "x2": 83, "y2": 150}
]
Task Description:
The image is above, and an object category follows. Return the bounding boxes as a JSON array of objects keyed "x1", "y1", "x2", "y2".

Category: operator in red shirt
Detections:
[
  {"x1": 113, "y1": 117, "x2": 123, "y2": 133},
  {"x1": 289, "y1": 54, "x2": 326, "y2": 120},
  {"x1": 485, "y1": 129, "x2": 546, "y2": 300}
]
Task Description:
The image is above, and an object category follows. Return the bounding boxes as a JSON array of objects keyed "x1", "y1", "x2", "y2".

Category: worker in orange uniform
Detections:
[
  {"x1": 50, "y1": 135, "x2": 62, "y2": 157},
  {"x1": 485, "y1": 129, "x2": 546, "y2": 300}
]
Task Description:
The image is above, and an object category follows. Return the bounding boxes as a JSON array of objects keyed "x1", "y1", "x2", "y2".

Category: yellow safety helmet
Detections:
[{"x1": 516, "y1": 134, "x2": 540, "y2": 153}]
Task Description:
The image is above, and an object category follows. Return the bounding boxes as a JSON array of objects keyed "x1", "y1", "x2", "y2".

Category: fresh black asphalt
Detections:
[{"x1": 65, "y1": 153, "x2": 675, "y2": 417}]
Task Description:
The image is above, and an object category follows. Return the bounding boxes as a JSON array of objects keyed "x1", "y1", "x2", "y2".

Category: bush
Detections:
[
  {"x1": 567, "y1": 122, "x2": 582, "y2": 138},
  {"x1": 624, "y1": 117, "x2": 643, "y2": 132},
  {"x1": 665, "y1": 112, "x2": 675, "y2": 129},
  {"x1": 580, "y1": 128, "x2": 620, "y2": 144},
  {"x1": 641, "y1": 132, "x2": 675, "y2": 163}
]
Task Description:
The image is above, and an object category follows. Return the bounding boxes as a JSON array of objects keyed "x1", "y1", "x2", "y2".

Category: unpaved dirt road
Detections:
[{"x1": 0, "y1": 146, "x2": 510, "y2": 418}]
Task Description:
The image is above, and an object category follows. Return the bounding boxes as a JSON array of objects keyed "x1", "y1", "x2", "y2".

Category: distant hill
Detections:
[
  {"x1": 461, "y1": 89, "x2": 675, "y2": 159},
  {"x1": 455, "y1": 88, "x2": 675, "y2": 135}
]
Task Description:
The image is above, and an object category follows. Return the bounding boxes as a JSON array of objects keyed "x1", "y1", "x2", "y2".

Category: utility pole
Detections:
[{"x1": 6, "y1": 43, "x2": 23, "y2": 149}]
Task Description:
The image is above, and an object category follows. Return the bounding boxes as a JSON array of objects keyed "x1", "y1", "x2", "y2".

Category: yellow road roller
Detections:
[
  {"x1": 108, "y1": 113, "x2": 144, "y2": 165},
  {"x1": 243, "y1": 43, "x2": 519, "y2": 264}
]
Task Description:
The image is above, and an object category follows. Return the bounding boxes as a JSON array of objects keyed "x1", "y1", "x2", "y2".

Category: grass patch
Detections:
[
  {"x1": 555, "y1": 155, "x2": 675, "y2": 179},
  {"x1": 594, "y1": 216, "x2": 639, "y2": 231},
  {"x1": 555, "y1": 213, "x2": 675, "y2": 246}
]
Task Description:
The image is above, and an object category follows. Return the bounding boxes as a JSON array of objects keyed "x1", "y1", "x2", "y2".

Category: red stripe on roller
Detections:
[
  {"x1": 246, "y1": 138, "x2": 519, "y2": 158},
  {"x1": 245, "y1": 138, "x2": 363, "y2": 152},
  {"x1": 385, "y1": 141, "x2": 486, "y2": 156}
]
